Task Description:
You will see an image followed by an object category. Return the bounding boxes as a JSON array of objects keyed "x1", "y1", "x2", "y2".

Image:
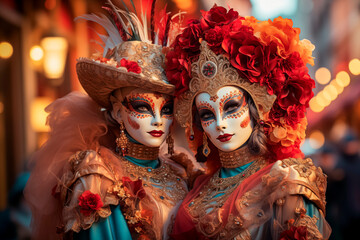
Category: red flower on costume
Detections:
[
  {"x1": 78, "y1": 190, "x2": 103, "y2": 216},
  {"x1": 200, "y1": 4, "x2": 239, "y2": 30},
  {"x1": 118, "y1": 58, "x2": 142, "y2": 74},
  {"x1": 280, "y1": 226, "x2": 308, "y2": 240},
  {"x1": 204, "y1": 26, "x2": 226, "y2": 54},
  {"x1": 122, "y1": 177, "x2": 146, "y2": 199}
]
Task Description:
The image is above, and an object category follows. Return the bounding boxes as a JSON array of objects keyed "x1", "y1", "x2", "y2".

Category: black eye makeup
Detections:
[
  {"x1": 161, "y1": 102, "x2": 174, "y2": 115},
  {"x1": 223, "y1": 99, "x2": 241, "y2": 113},
  {"x1": 199, "y1": 109, "x2": 215, "y2": 121},
  {"x1": 130, "y1": 101, "x2": 153, "y2": 114}
]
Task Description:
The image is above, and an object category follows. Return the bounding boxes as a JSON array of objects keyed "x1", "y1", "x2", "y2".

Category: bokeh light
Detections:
[
  {"x1": 309, "y1": 97, "x2": 324, "y2": 112},
  {"x1": 349, "y1": 58, "x2": 360, "y2": 75},
  {"x1": 315, "y1": 67, "x2": 331, "y2": 85},
  {"x1": 309, "y1": 130, "x2": 325, "y2": 149},
  {"x1": 323, "y1": 85, "x2": 338, "y2": 101},
  {"x1": 335, "y1": 71, "x2": 350, "y2": 87},
  {"x1": 0, "y1": 41, "x2": 13, "y2": 59},
  {"x1": 30, "y1": 45, "x2": 44, "y2": 62}
]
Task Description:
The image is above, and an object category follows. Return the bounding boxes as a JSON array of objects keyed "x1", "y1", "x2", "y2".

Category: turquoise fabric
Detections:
[
  {"x1": 213, "y1": 162, "x2": 253, "y2": 198},
  {"x1": 219, "y1": 161, "x2": 253, "y2": 178},
  {"x1": 303, "y1": 198, "x2": 324, "y2": 229},
  {"x1": 74, "y1": 205, "x2": 132, "y2": 240},
  {"x1": 74, "y1": 142, "x2": 159, "y2": 240}
]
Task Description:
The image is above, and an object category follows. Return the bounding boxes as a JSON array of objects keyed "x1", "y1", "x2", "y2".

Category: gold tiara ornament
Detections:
[{"x1": 174, "y1": 41, "x2": 277, "y2": 128}]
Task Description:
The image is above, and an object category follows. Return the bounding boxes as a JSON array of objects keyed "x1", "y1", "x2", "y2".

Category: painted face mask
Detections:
[
  {"x1": 195, "y1": 86, "x2": 253, "y2": 152},
  {"x1": 116, "y1": 88, "x2": 174, "y2": 147}
]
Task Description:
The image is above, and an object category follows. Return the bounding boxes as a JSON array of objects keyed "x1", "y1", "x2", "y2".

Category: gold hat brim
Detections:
[{"x1": 76, "y1": 58, "x2": 175, "y2": 108}]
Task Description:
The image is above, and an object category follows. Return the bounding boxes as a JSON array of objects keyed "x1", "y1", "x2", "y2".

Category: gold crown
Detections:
[{"x1": 174, "y1": 41, "x2": 276, "y2": 128}]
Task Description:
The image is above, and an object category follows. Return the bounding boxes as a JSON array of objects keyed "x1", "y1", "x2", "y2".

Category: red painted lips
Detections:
[
  {"x1": 148, "y1": 130, "x2": 164, "y2": 137},
  {"x1": 216, "y1": 134, "x2": 234, "y2": 142}
]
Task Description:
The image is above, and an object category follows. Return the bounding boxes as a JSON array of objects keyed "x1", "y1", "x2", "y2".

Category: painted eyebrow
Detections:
[
  {"x1": 127, "y1": 94, "x2": 155, "y2": 110},
  {"x1": 219, "y1": 91, "x2": 244, "y2": 109},
  {"x1": 197, "y1": 101, "x2": 216, "y2": 113}
]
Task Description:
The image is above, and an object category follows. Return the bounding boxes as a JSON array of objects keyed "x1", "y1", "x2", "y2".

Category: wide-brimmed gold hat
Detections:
[{"x1": 76, "y1": 41, "x2": 175, "y2": 108}]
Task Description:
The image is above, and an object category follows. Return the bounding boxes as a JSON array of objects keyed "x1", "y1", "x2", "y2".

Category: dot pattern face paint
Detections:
[
  {"x1": 195, "y1": 86, "x2": 254, "y2": 152},
  {"x1": 124, "y1": 93, "x2": 155, "y2": 119},
  {"x1": 118, "y1": 89, "x2": 174, "y2": 147}
]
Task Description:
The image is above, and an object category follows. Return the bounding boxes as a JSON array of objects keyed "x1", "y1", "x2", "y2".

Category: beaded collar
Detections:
[
  {"x1": 218, "y1": 146, "x2": 257, "y2": 169},
  {"x1": 125, "y1": 141, "x2": 159, "y2": 160}
]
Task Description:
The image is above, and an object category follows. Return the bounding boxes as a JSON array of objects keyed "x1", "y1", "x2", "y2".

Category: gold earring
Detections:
[
  {"x1": 202, "y1": 132, "x2": 210, "y2": 157},
  {"x1": 166, "y1": 133, "x2": 174, "y2": 156},
  {"x1": 116, "y1": 121, "x2": 128, "y2": 156}
]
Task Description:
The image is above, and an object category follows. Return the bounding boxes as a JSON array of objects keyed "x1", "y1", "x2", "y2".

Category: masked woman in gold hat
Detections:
[
  {"x1": 166, "y1": 5, "x2": 332, "y2": 240},
  {"x1": 23, "y1": 1, "x2": 199, "y2": 239}
]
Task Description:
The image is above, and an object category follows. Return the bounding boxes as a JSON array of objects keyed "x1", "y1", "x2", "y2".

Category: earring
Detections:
[
  {"x1": 202, "y1": 132, "x2": 210, "y2": 157},
  {"x1": 166, "y1": 133, "x2": 174, "y2": 156},
  {"x1": 116, "y1": 121, "x2": 128, "y2": 156}
]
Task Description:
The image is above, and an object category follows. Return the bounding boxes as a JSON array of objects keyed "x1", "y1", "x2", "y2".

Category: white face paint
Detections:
[
  {"x1": 195, "y1": 86, "x2": 253, "y2": 152},
  {"x1": 112, "y1": 88, "x2": 173, "y2": 147}
]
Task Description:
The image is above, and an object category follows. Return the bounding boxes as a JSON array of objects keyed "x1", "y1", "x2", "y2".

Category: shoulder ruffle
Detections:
[{"x1": 269, "y1": 158, "x2": 327, "y2": 213}]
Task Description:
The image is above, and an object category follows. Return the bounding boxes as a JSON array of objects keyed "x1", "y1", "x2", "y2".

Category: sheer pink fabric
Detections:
[{"x1": 24, "y1": 92, "x2": 109, "y2": 240}]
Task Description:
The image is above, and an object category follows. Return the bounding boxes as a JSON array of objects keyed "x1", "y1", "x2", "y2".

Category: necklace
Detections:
[
  {"x1": 125, "y1": 141, "x2": 159, "y2": 160},
  {"x1": 187, "y1": 158, "x2": 267, "y2": 237},
  {"x1": 218, "y1": 146, "x2": 256, "y2": 168}
]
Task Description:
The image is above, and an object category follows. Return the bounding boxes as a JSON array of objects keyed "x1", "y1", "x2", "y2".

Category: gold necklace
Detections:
[
  {"x1": 187, "y1": 158, "x2": 267, "y2": 237},
  {"x1": 125, "y1": 141, "x2": 159, "y2": 160},
  {"x1": 218, "y1": 146, "x2": 257, "y2": 168}
]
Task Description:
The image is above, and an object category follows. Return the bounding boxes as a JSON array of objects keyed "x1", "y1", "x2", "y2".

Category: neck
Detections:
[
  {"x1": 126, "y1": 141, "x2": 159, "y2": 160},
  {"x1": 218, "y1": 146, "x2": 257, "y2": 169}
]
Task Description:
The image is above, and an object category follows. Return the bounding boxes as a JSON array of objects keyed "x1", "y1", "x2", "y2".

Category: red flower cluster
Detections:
[
  {"x1": 78, "y1": 190, "x2": 103, "y2": 216},
  {"x1": 280, "y1": 226, "x2": 308, "y2": 240},
  {"x1": 166, "y1": 4, "x2": 316, "y2": 161},
  {"x1": 122, "y1": 177, "x2": 146, "y2": 199},
  {"x1": 118, "y1": 58, "x2": 142, "y2": 74}
]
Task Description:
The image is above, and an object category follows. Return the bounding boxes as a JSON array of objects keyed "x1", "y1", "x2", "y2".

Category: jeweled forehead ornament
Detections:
[{"x1": 174, "y1": 41, "x2": 277, "y2": 129}]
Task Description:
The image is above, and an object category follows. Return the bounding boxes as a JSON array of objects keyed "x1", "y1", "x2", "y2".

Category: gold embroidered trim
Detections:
[
  {"x1": 125, "y1": 141, "x2": 159, "y2": 160},
  {"x1": 219, "y1": 146, "x2": 257, "y2": 169},
  {"x1": 106, "y1": 156, "x2": 187, "y2": 208},
  {"x1": 187, "y1": 159, "x2": 267, "y2": 238},
  {"x1": 174, "y1": 41, "x2": 276, "y2": 128}
]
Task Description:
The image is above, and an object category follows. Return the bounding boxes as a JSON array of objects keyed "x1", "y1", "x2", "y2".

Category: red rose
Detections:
[
  {"x1": 270, "y1": 142, "x2": 304, "y2": 161},
  {"x1": 268, "y1": 102, "x2": 286, "y2": 122},
  {"x1": 204, "y1": 26, "x2": 226, "y2": 54},
  {"x1": 118, "y1": 58, "x2": 142, "y2": 74},
  {"x1": 166, "y1": 47, "x2": 191, "y2": 96},
  {"x1": 200, "y1": 4, "x2": 239, "y2": 30},
  {"x1": 122, "y1": 177, "x2": 146, "y2": 199},
  {"x1": 78, "y1": 190, "x2": 103, "y2": 216},
  {"x1": 280, "y1": 226, "x2": 308, "y2": 240},
  {"x1": 175, "y1": 20, "x2": 202, "y2": 52},
  {"x1": 277, "y1": 68, "x2": 315, "y2": 109},
  {"x1": 222, "y1": 32, "x2": 279, "y2": 84}
]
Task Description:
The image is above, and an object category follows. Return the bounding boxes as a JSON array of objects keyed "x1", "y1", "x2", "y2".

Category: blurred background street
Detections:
[{"x1": 0, "y1": 0, "x2": 359, "y2": 239}]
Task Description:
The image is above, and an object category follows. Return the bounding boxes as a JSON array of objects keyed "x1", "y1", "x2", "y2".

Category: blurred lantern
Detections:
[
  {"x1": 0, "y1": 41, "x2": 13, "y2": 59},
  {"x1": 30, "y1": 97, "x2": 52, "y2": 132},
  {"x1": 349, "y1": 58, "x2": 360, "y2": 75},
  {"x1": 40, "y1": 36, "x2": 68, "y2": 80},
  {"x1": 315, "y1": 67, "x2": 331, "y2": 85}
]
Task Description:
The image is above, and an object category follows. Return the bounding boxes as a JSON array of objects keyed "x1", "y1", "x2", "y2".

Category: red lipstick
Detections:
[
  {"x1": 216, "y1": 134, "x2": 234, "y2": 142},
  {"x1": 148, "y1": 130, "x2": 164, "y2": 137}
]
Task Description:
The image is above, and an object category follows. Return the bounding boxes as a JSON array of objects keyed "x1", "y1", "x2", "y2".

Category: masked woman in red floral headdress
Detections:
[{"x1": 166, "y1": 4, "x2": 332, "y2": 240}]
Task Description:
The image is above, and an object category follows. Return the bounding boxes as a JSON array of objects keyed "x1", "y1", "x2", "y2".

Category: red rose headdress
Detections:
[
  {"x1": 76, "y1": 0, "x2": 184, "y2": 108},
  {"x1": 166, "y1": 4, "x2": 316, "y2": 161}
]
